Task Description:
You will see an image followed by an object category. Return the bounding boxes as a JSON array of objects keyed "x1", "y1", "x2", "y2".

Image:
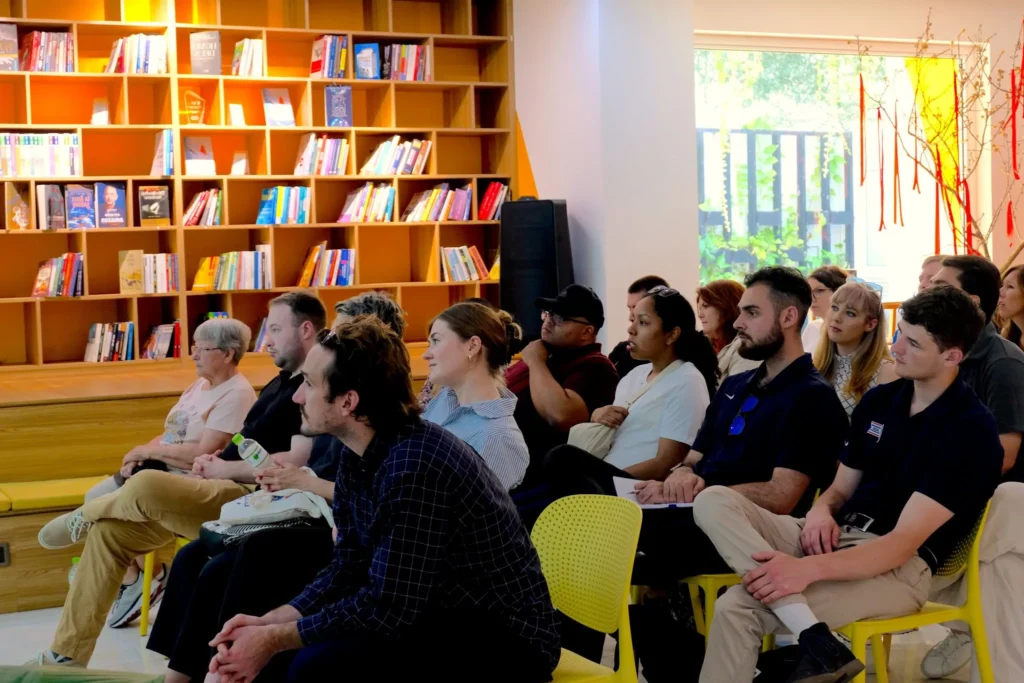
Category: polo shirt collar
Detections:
[
  {"x1": 743, "y1": 353, "x2": 814, "y2": 394},
  {"x1": 893, "y1": 375, "x2": 969, "y2": 421},
  {"x1": 438, "y1": 385, "x2": 517, "y2": 419},
  {"x1": 964, "y1": 322, "x2": 1000, "y2": 362}
]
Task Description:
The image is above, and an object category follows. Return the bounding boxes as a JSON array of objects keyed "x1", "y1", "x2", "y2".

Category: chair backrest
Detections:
[
  {"x1": 531, "y1": 494, "x2": 642, "y2": 634},
  {"x1": 936, "y1": 500, "x2": 991, "y2": 578}
]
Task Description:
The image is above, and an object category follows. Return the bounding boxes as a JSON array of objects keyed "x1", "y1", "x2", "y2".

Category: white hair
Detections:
[{"x1": 194, "y1": 318, "x2": 252, "y2": 365}]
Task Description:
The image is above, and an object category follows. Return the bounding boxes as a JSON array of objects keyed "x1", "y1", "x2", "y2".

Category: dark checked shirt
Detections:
[{"x1": 288, "y1": 418, "x2": 560, "y2": 672}]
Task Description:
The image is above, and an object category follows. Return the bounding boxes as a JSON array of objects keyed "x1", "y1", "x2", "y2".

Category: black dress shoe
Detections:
[{"x1": 783, "y1": 622, "x2": 865, "y2": 683}]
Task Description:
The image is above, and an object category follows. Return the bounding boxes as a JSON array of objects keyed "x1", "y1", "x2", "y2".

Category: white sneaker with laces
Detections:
[
  {"x1": 24, "y1": 649, "x2": 80, "y2": 667},
  {"x1": 921, "y1": 631, "x2": 973, "y2": 678},
  {"x1": 37, "y1": 509, "x2": 92, "y2": 550},
  {"x1": 107, "y1": 563, "x2": 167, "y2": 628}
]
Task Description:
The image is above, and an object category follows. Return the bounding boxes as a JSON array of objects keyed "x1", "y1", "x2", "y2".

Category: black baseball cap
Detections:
[{"x1": 535, "y1": 284, "x2": 605, "y2": 330}]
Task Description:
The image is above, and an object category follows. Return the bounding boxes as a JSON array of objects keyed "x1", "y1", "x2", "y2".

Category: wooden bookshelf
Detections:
[{"x1": 0, "y1": 0, "x2": 513, "y2": 371}]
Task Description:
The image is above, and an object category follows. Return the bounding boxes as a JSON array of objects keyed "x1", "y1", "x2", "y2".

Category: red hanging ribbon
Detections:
[
  {"x1": 934, "y1": 161, "x2": 941, "y2": 254},
  {"x1": 936, "y1": 145, "x2": 959, "y2": 254},
  {"x1": 893, "y1": 102, "x2": 904, "y2": 226},
  {"x1": 953, "y1": 64, "x2": 962, "y2": 196},
  {"x1": 1013, "y1": 70, "x2": 1020, "y2": 180},
  {"x1": 859, "y1": 74, "x2": 866, "y2": 187},
  {"x1": 878, "y1": 108, "x2": 886, "y2": 230},
  {"x1": 962, "y1": 179, "x2": 974, "y2": 254},
  {"x1": 1010, "y1": 201, "x2": 1016, "y2": 248},
  {"x1": 912, "y1": 105, "x2": 921, "y2": 192}
]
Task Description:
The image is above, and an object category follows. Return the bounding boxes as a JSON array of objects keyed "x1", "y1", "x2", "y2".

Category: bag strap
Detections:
[{"x1": 623, "y1": 360, "x2": 683, "y2": 409}]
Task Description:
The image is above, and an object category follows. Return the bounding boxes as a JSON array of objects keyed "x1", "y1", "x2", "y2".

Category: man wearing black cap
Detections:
[{"x1": 505, "y1": 284, "x2": 619, "y2": 488}]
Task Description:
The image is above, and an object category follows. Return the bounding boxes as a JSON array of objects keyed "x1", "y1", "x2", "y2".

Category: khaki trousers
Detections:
[
  {"x1": 692, "y1": 486, "x2": 931, "y2": 683},
  {"x1": 929, "y1": 482, "x2": 1024, "y2": 683},
  {"x1": 52, "y1": 470, "x2": 249, "y2": 663}
]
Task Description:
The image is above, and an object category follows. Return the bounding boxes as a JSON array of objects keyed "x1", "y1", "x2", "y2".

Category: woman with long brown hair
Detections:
[
  {"x1": 813, "y1": 282, "x2": 897, "y2": 416},
  {"x1": 696, "y1": 279, "x2": 760, "y2": 384},
  {"x1": 998, "y1": 265, "x2": 1024, "y2": 350}
]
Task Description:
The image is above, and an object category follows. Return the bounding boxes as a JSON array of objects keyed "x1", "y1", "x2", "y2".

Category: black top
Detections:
[
  {"x1": 959, "y1": 322, "x2": 1024, "y2": 482},
  {"x1": 289, "y1": 419, "x2": 560, "y2": 675},
  {"x1": 692, "y1": 354, "x2": 848, "y2": 514},
  {"x1": 609, "y1": 340, "x2": 645, "y2": 379},
  {"x1": 839, "y1": 377, "x2": 1003, "y2": 573},
  {"x1": 307, "y1": 434, "x2": 342, "y2": 481},
  {"x1": 219, "y1": 370, "x2": 304, "y2": 461}
]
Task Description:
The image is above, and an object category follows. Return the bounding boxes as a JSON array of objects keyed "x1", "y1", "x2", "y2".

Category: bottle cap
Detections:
[
  {"x1": 232, "y1": 433, "x2": 244, "y2": 445},
  {"x1": 71, "y1": 557, "x2": 80, "y2": 565}
]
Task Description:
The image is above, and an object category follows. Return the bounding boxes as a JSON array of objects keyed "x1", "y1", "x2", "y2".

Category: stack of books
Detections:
[
  {"x1": 231, "y1": 38, "x2": 263, "y2": 76},
  {"x1": 401, "y1": 183, "x2": 472, "y2": 222},
  {"x1": 192, "y1": 246, "x2": 272, "y2": 291},
  {"x1": 19, "y1": 31, "x2": 74, "y2": 72},
  {"x1": 183, "y1": 189, "x2": 222, "y2": 226},
  {"x1": 359, "y1": 136, "x2": 430, "y2": 176},
  {"x1": 141, "y1": 321, "x2": 181, "y2": 359},
  {"x1": 441, "y1": 245, "x2": 492, "y2": 283},
  {"x1": 84, "y1": 322, "x2": 135, "y2": 362},
  {"x1": 0, "y1": 133, "x2": 81, "y2": 177},
  {"x1": 32, "y1": 253, "x2": 83, "y2": 297},
  {"x1": 337, "y1": 182, "x2": 394, "y2": 223},
  {"x1": 381, "y1": 43, "x2": 431, "y2": 81},
  {"x1": 310, "y1": 35, "x2": 347, "y2": 78},
  {"x1": 297, "y1": 243, "x2": 356, "y2": 287},
  {"x1": 142, "y1": 253, "x2": 179, "y2": 293},
  {"x1": 479, "y1": 182, "x2": 509, "y2": 221},
  {"x1": 255, "y1": 186, "x2": 310, "y2": 225},
  {"x1": 104, "y1": 34, "x2": 168, "y2": 73},
  {"x1": 293, "y1": 133, "x2": 350, "y2": 176}
]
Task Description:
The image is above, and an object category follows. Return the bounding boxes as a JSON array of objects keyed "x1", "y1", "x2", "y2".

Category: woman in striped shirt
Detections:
[{"x1": 421, "y1": 301, "x2": 530, "y2": 490}]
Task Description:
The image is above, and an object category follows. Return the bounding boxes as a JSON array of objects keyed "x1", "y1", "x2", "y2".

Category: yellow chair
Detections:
[
  {"x1": 682, "y1": 573, "x2": 775, "y2": 652},
  {"x1": 139, "y1": 536, "x2": 190, "y2": 637},
  {"x1": 837, "y1": 503, "x2": 994, "y2": 683},
  {"x1": 532, "y1": 495, "x2": 642, "y2": 683}
]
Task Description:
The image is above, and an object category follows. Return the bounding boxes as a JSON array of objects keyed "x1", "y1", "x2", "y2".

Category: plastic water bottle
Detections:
[
  {"x1": 233, "y1": 433, "x2": 270, "y2": 469},
  {"x1": 68, "y1": 557, "x2": 80, "y2": 586}
]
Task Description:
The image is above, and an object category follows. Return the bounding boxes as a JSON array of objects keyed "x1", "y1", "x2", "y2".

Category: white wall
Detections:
[{"x1": 514, "y1": 0, "x2": 698, "y2": 345}]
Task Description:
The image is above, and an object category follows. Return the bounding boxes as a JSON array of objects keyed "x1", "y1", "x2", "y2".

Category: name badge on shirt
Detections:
[{"x1": 867, "y1": 421, "x2": 884, "y2": 441}]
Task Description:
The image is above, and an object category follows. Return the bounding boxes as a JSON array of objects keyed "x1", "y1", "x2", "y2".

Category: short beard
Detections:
[{"x1": 737, "y1": 324, "x2": 785, "y2": 361}]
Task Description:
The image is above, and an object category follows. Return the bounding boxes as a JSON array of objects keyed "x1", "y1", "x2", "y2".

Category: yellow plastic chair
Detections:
[
  {"x1": 682, "y1": 573, "x2": 774, "y2": 651},
  {"x1": 139, "y1": 536, "x2": 190, "y2": 636},
  {"x1": 837, "y1": 502, "x2": 994, "y2": 683},
  {"x1": 532, "y1": 495, "x2": 642, "y2": 683}
]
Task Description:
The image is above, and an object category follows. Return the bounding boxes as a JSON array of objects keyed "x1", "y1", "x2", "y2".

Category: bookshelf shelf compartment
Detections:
[
  {"x1": 219, "y1": 0, "x2": 304, "y2": 30},
  {"x1": 182, "y1": 227, "x2": 271, "y2": 288},
  {"x1": 433, "y1": 38, "x2": 508, "y2": 82},
  {"x1": 473, "y1": 84, "x2": 509, "y2": 129},
  {"x1": 434, "y1": 131, "x2": 509, "y2": 175},
  {"x1": 181, "y1": 129, "x2": 269, "y2": 176},
  {"x1": 358, "y1": 222, "x2": 436, "y2": 285},
  {"x1": 223, "y1": 177, "x2": 310, "y2": 224},
  {"x1": 394, "y1": 83, "x2": 471, "y2": 129},
  {"x1": 311, "y1": 177, "x2": 377, "y2": 223},
  {"x1": 29, "y1": 75, "x2": 126, "y2": 125},
  {"x1": 310, "y1": 81, "x2": 392, "y2": 128},
  {"x1": 85, "y1": 229, "x2": 177, "y2": 295},
  {"x1": 275, "y1": 225, "x2": 356, "y2": 287},
  {"x1": 127, "y1": 78, "x2": 173, "y2": 125},
  {"x1": 0, "y1": 300, "x2": 40, "y2": 365},
  {"x1": 176, "y1": 26, "x2": 265, "y2": 76},
  {"x1": 269, "y1": 129, "x2": 353, "y2": 177},
  {"x1": 222, "y1": 80, "x2": 309, "y2": 128},
  {"x1": 308, "y1": 0, "x2": 390, "y2": 32},
  {"x1": 470, "y1": 0, "x2": 509, "y2": 37},
  {"x1": 82, "y1": 129, "x2": 167, "y2": 176},
  {"x1": 39, "y1": 297, "x2": 133, "y2": 364},
  {"x1": 392, "y1": 0, "x2": 471, "y2": 36},
  {"x1": 76, "y1": 24, "x2": 170, "y2": 74},
  {"x1": 0, "y1": 74, "x2": 29, "y2": 124}
]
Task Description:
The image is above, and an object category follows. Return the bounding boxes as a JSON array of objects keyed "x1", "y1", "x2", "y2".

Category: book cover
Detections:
[
  {"x1": 183, "y1": 136, "x2": 215, "y2": 175},
  {"x1": 325, "y1": 85, "x2": 352, "y2": 127},
  {"x1": 36, "y1": 184, "x2": 66, "y2": 230},
  {"x1": 118, "y1": 249, "x2": 144, "y2": 293},
  {"x1": 138, "y1": 185, "x2": 170, "y2": 226},
  {"x1": 256, "y1": 187, "x2": 278, "y2": 224},
  {"x1": 354, "y1": 43, "x2": 380, "y2": 79},
  {"x1": 6, "y1": 182, "x2": 30, "y2": 230},
  {"x1": 95, "y1": 181, "x2": 127, "y2": 228},
  {"x1": 150, "y1": 129, "x2": 172, "y2": 175},
  {"x1": 190, "y1": 30, "x2": 221, "y2": 75},
  {"x1": 0, "y1": 24, "x2": 17, "y2": 71},
  {"x1": 309, "y1": 36, "x2": 325, "y2": 76},
  {"x1": 262, "y1": 88, "x2": 295, "y2": 127},
  {"x1": 65, "y1": 184, "x2": 96, "y2": 229}
]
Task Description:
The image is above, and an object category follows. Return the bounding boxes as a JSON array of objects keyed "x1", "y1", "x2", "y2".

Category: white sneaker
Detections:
[
  {"x1": 24, "y1": 649, "x2": 80, "y2": 667},
  {"x1": 38, "y1": 509, "x2": 92, "y2": 550},
  {"x1": 921, "y1": 631, "x2": 973, "y2": 678},
  {"x1": 107, "y1": 563, "x2": 167, "y2": 628}
]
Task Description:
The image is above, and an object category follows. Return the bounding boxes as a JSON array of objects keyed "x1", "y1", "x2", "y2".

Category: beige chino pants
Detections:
[
  {"x1": 51, "y1": 470, "x2": 249, "y2": 663},
  {"x1": 692, "y1": 486, "x2": 932, "y2": 683}
]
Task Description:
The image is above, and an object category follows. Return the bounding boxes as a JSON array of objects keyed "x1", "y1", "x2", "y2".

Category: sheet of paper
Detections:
[{"x1": 613, "y1": 476, "x2": 693, "y2": 510}]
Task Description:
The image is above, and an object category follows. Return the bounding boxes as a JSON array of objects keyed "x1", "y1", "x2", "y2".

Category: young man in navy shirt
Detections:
[{"x1": 694, "y1": 286, "x2": 1003, "y2": 683}]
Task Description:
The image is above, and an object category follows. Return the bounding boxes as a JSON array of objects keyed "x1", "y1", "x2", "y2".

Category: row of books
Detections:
[
  {"x1": 84, "y1": 321, "x2": 135, "y2": 362},
  {"x1": 192, "y1": 247, "x2": 273, "y2": 291},
  {"x1": 310, "y1": 35, "x2": 347, "y2": 79},
  {"x1": 105, "y1": 34, "x2": 168, "y2": 74},
  {"x1": 32, "y1": 252, "x2": 83, "y2": 297},
  {"x1": 354, "y1": 42, "x2": 432, "y2": 81},
  {"x1": 402, "y1": 183, "x2": 472, "y2": 222},
  {"x1": 0, "y1": 133, "x2": 81, "y2": 178},
  {"x1": 118, "y1": 250, "x2": 179, "y2": 294},
  {"x1": 19, "y1": 31, "x2": 74, "y2": 72},
  {"x1": 141, "y1": 321, "x2": 182, "y2": 359},
  {"x1": 256, "y1": 186, "x2": 310, "y2": 225},
  {"x1": 231, "y1": 38, "x2": 264, "y2": 77},
  {"x1": 479, "y1": 182, "x2": 509, "y2": 221},
  {"x1": 184, "y1": 189, "x2": 222, "y2": 226},
  {"x1": 298, "y1": 244, "x2": 356, "y2": 287},
  {"x1": 441, "y1": 245, "x2": 492, "y2": 283},
  {"x1": 16, "y1": 183, "x2": 168, "y2": 230},
  {"x1": 293, "y1": 133, "x2": 350, "y2": 176},
  {"x1": 360, "y1": 136, "x2": 431, "y2": 176},
  {"x1": 338, "y1": 183, "x2": 394, "y2": 223}
]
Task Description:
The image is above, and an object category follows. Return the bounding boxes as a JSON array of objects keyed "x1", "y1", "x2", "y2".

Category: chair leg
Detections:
[
  {"x1": 703, "y1": 586, "x2": 719, "y2": 647},
  {"x1": 969, "y1": 607, "x2": 996, "y2": 683},
  {"x1": 870, "y1": 634, "x2": 889, "y2": 683},
  {"x1": 849, "y1": 630, "x2": 868, "y2": 683},
  {"x1": 687, "y1": 584, "x2": 705, "y2": 637},
  {"x1": 762, "y1": 633, "x2": 775, "y2": 653},
  {"x1": 139, "y1": 552, "x2": 155, "y2": 637}
]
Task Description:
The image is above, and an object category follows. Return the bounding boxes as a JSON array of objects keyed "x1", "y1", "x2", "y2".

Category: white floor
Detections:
[{"x1": 0, "y1": 608, "x2": 969, "y2": 682}]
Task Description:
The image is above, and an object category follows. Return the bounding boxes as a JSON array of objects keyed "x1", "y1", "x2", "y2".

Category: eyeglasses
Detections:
[
  {"x1": 541, "y1": 310, "x2": 590, "y2": 326},
  {"x1": 191, "y1": 344, "x2": 222, "y2": 355},
  {"x1": 848, "y1": 276, "x2": 883, "y2": 294},
  {"x1": 810, "y1": 287, "x2": 830, "y2": 300},
  {"x1": 728, "y1": 395, "x2": 760, "y2": 436},
  {"x1": 317, "y1": 327, "x2": 341, "y2": 348}
]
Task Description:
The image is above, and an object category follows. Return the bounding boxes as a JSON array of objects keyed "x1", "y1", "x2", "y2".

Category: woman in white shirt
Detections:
[{"x1": 803, "y1": 265, "x2": 849, "y2": 352}]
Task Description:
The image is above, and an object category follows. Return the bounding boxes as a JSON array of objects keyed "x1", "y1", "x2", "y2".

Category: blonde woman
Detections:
[{"x1": 813, "y1": 282, "x2": 897, "y2": 416}]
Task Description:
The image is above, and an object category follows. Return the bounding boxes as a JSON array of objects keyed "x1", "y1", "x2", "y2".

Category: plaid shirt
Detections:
[{"x1": 289, "y1": 418, "x2": 560, "y2": 671}]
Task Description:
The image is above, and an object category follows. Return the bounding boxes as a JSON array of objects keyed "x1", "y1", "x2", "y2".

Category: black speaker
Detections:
[{"x1": 499, "y1": 199, "x2": 574, "y2": 341}]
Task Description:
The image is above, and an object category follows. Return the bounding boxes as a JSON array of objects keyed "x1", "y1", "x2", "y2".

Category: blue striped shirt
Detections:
[{"x1": 421, "y1": 386, "x2": 530, "y2": 490}]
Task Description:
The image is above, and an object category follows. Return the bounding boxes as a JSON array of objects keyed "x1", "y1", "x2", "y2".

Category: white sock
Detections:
[{"x1": 771, "y1": 603, "x2": 819, "y2": 636}]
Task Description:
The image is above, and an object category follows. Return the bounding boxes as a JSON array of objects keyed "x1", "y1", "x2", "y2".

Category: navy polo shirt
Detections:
[
  {"x1": 691, "y1": 354, "x2": 848, "y2": 513},
  {"x1": 839, "y1": 377, "x2": 1002, "y2": 573}
]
